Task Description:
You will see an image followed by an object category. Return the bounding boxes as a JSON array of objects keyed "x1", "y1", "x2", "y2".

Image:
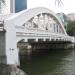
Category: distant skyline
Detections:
[{"x1": 27, "y1": 0, "x2": 75, "y2": 14}]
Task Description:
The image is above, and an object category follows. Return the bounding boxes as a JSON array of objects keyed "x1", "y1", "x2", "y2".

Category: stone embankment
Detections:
[{"x1": 0, "y1": 64, "x2": 27, "y2": 75}]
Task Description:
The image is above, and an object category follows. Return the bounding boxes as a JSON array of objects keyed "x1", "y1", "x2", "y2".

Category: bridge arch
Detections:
[
  {"x1": 3, "y1": 7, "x2": 73, "y2": 65},
  {"x1": 6, "y1": 7, "x2": 67, "y2": 35}
]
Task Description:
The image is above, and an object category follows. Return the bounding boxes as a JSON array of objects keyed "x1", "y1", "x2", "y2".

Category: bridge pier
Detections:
[
  {"x1": 0, "y1": 31, "x2": 27, "y2": 75},
  {"x1": 26, "y1": 44, "x2": 32, "y2": 56},
  {"x1": 19, "y1": 41, "x2": 70, "y2": 55}
]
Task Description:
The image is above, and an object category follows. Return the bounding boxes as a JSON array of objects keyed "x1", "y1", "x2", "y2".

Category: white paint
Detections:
[{"x1": 4, "y1": 19, "x2": 19, "y2": 65}]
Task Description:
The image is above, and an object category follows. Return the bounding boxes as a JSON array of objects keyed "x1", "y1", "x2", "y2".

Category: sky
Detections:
[{"x1": 27, "y1": 0, "x2": 75, "y2": 14}]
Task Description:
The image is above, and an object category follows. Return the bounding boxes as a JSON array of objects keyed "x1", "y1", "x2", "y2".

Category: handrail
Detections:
[{"x1": 0, "y1": 21, "x2": 5, "y2": 31}]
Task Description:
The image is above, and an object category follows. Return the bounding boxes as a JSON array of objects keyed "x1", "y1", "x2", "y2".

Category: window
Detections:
[
  {"x1": 57, "y1": 25, "x2": 58, "y2": 32},
  {"x1": 15, "y1": 0, "x2": 27, "y2": 12},
  {"x1": 54, "y1": 24, "x2": 56, "y2": 32}
]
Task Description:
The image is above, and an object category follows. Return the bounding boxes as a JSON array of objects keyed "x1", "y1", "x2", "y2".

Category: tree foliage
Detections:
[{"x1": 67, "y1": 21, "x2": 75, "y2": 36}]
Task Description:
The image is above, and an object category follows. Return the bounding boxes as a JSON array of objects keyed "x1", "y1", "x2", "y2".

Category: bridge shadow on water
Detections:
[{"x1": 20, "y1": 47, "x2": 75, "y2": 75}]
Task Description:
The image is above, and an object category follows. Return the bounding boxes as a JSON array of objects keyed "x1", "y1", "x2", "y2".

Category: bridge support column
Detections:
[
  {"x1": 27, "y1": 44, "x2": 32, "y2": 56},
  {"x1": 5, "y1": 34, "x2": 20, "y2": 66},
  {"x1": 36, "y1": 38, "x2": 38, "y2": 42},
  {"x1": 2, "y1": 20, "x2": 20, "y2": 66},
  {"x1": 0, "y1": 23, "x2": 27, "y2": 75},
  {"x1": 0, "y1": 31, "x2": 20, "y2": 65}
]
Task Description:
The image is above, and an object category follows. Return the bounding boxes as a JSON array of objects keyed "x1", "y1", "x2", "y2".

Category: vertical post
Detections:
[
  {"x1": 37, "y1": 15, "x2": 39, "y2": 29},
  {"x1": 5, "y1": 20, "x2": 20, "y2": 66},
  {"x1": 12, "y1": 0, "x2": 15, "y2": 13},
  {"x1": 27, "y1": 44, "x2": 32, "y2": 56},
  {"x1": 0, "y1": 2, "x2": 1, "y2": 13}
]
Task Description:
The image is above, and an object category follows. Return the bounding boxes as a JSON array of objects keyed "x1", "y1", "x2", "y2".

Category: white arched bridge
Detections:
[{"x1": 0, "y1": 7, "x2": 74, "y2": 65}]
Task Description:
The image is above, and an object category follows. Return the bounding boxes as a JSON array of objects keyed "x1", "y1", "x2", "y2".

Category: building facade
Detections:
[
  {"x1": 0, "y1": 0, "x2": 27, "y2": 14},
  {"x1": 67, "y1": 13, "x2": 75, "y2": 21}
]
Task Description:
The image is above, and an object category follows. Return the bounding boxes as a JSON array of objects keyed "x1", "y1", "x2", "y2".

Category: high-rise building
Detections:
[
  {"x1": 57, "y1": 13, "x2": 68, "y2": 30},
  {"x1": 67, "y1": 13, "x2": 75, "y2": 21},
  {"x1": 0, "y1": 0, "x2": 27, "y2": 14},
  {"x1": 15, "y1": 0, "x2": 27, "y2": 12}
]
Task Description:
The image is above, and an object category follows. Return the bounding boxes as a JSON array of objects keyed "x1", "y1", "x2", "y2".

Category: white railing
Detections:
[{"x1": 0, "y1": 21, "x2": 4, "y2": 31}]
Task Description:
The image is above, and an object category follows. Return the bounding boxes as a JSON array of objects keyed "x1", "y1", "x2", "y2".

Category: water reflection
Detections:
[{"x1": 20, "y1": 49, "x2": 75, "y2": 75}]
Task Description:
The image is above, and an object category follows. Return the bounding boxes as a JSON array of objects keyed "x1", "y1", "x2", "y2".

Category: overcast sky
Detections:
[{"x1": 27, "y1": 0, "x2": 75, "y2": 14}]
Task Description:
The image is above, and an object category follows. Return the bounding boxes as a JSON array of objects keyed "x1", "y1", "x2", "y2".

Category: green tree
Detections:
[{"x1": 67, "y1": 21, "x2": 75, "y2": 36}]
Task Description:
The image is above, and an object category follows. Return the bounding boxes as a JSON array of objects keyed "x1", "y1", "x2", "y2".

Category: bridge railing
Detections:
[
  {"x1": 15, "y1": 26, "x2": 73, "y2": 43},
  {"x1": 0, "y1": 21, "x2": 4, "y2": 31}
]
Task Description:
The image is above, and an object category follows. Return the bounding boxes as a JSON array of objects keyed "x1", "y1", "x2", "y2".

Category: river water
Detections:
[{"x1": 20, "y1": 49, "x2": 75, "y2": 75}]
